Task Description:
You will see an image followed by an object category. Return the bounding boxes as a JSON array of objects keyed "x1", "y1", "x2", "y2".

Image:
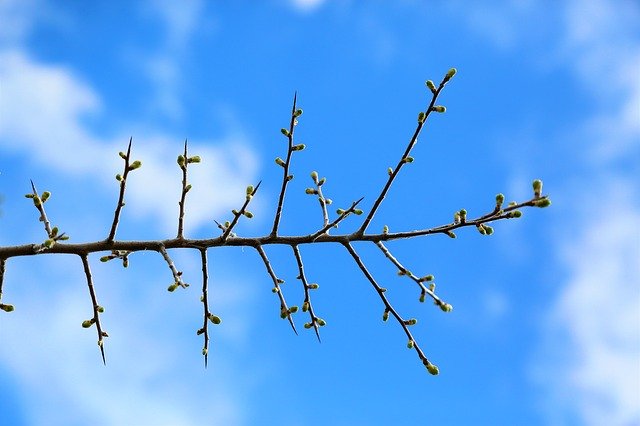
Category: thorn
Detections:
[
  {"x1": 204, "y1": 353, "x2": 208, "y2": 369},
  {"x1": 292, "y1": 91, "x2": 298, "y2": 111},
  {"x1": 126, "y1": 137, "x2": 132, "y2": 157},
  {"x1": 183, "y1": 139, "x2": 188, "y2": 156},
  {"x1": 100, "y1": 345, "x2": 106, "y2": 365},
  {"x1": 314, "y1": 325, "x2": 321, "y2": 343},
  {"x1": 30, "y1": 179, "x2": 36, "y2": 194},
  {"x1": 288, "y1": 316, "x2": 298, "y2": 336}
]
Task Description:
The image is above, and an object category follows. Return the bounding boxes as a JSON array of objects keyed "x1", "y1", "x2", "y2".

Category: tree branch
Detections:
[{"x1": 80, "y1": 254, "x2": 108, "y2": 364}]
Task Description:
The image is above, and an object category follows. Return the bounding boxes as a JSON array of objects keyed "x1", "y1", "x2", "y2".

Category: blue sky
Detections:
[{"x1": 0, "y1": 0, "x2": 638, "y2": 425}]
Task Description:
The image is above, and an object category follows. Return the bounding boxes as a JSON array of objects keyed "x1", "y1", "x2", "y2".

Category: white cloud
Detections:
[
  {"x1": 289, "y1": 0, "x2": 326, "y2": 12},
  {"x1": 0, "y1": 49, "x2": 259, "y2": 235}
]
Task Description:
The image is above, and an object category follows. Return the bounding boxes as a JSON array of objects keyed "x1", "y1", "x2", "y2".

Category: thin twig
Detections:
[
  {"x1": 270, "y1": 92, "x2": 299, "y2": 238},
  {"x1": 158, "y1": 244, "x2": 188, "y2": 290},
  {"x1": 0, "y1": 258, "x2": 13, "y2": 313},
  {"x1": 177, "y1": 140, "x2": 189, "y2": 239},
  {"x1": 199, "y1": 248, "x2": 210, "y2": 367},
  {"x1": 255, "y1": 245, "x2": 298, "y2": 335},
  {"x1": 344, "y1": 242, "x2": 439, "y2": 374},
  {"x1": 220, "y1": 181, "x2": 262, "y2": 243},
  {"x1": 309, "y1": 197, "x2": 364, "y2": 241},
  {"x1": 357, "y1": 71, "x2": 453, "y2": 236},
  {"x1": 292, "y1": 245, "x2": 322, "y2": 341},
  {"x1": 375, "y1": 241, "x2": 447, "y2": 309},
  {"x1": 106, "y1": 138, "x2": 133, "y2": 243},
  {"x1": 80, "y1": 254, "x2": 108, "y2": 365}
]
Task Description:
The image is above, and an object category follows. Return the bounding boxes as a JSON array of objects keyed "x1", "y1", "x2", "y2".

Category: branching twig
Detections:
[
  {"x1": 255, "y1": 245, "x2": 298, "y2": 335},
  {"x1": 292, "y1": 245, "x2": 323, "y2": 341},
  {"x1": 177, "y1": 140, "x2": 200, "y2": 239},
  {"x1": 307, "y1": 171, "x2": 331, "y2": 228},
  {"x1": 197, "y1": 248, "x2": 220, "y2": 368},
  {"x1": 344, "y1": 242, "x2": 439, "y2": 375},
  {"x1": 26, "y1": 181, "x2": 69, "y2": 252},
  {"x1": 0, "y1": 258, "x2": 13, "y2": 313},
  {"x1": 309, "y1": 197, "x2": 364, "y2": 241},
  {"x1": 80, "y1": 254, "x2": 108, "y2": 365}
]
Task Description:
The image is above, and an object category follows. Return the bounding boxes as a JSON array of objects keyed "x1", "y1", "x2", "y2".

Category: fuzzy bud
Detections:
[
  {"x1": 418, "y1": 111, "x2": 426, "y2": 123},
  {"x1": 288, "y1": 306, "x2": 298, "y2": 314},
  {"x1": 97, "y1": 306, "x2": 105, "y2": 313},
  {"x1": 167, "y1": 283, "x2": 179, "y2": 292},
  {"x1": 292, "y1": 144, "x2": 306, "y2": 151},
  {"x1": 432, "y1": 105, "x2": 446, "y2": 113},
  {"x1": 336, "y1": 208, "x2": 346, "y2": 215},
  {"x1": 129, "y1": 160, "x2": 142, "y2": 170},
  {"x1": 440, "y1": 303, "x2": 453, "y2": 313},
  {"x1": 310, "y1": 171, "x2": 318, "y2": 182},
  {"x1": 41, "y1": 191, "x2": 51, "y2": 202},
  {"x1": 304, "y1": 322, "x2": 313, "y2": 329},
  {"x1": 353, "y1": 209, "x2": 363, "y2": 215},
  {"x1": 187, "y1": 156, "x2": 201, "y2": 164},
  {"x1": 445, "y1": 231, "x2": 456, "y2": 239},
  {"x1": 0, "y1": 304, "x2": 15, "y2": 313},
  {"x1": 496, "y1": 193, "x2": 505, "y2": 207},
  {"x1": 308, "y1": 283, "x2": 319, "y2": 290},
  {"x1": 100, "y1": 256, "x2": 111, "y2": 262},
  {"x1": 82, "y1": 319, "x2": 94, "y2": 328},
  {"x1": 119, "y1": 151, "x2": 127, "y2": 160},
  {"x1": 534, "y1": 198, "x2": 552, "y2": 208},
  {"x1": 382, "y1": 310, "x2": 389, "y2": 321},
  {"x1": 246, "y1": 185, "x2": 254, "y2": 195},
  {"x1": 316, "y1": 318, "x2": 326, "y2": 327},
  {"x1": 419, "y1": 292, "x2": 426, "y2": 303},
  {"x1": 388, "y1": 167, "x2": 393, "y2": 176},
  {"x1": 243, "y1": 211, "x2": 254, "y2": 219},
  {"x1": 302, "y1": 301, "x2": 310, "y2": 312},
  {"x1": 305, "y1": 188, "x2": 318, "y2": 195},
  {"x1": 407, "y1": 340, "x2": 415, "y2": 349},
  {"x1": 444, "y1": 67, "x2": 457, "y2": 82},
  {"x1": 426, "y1": 363, "x2": 439, "y2": 375},
  {"x1": 115, "y1": 174, "x2": 122, "y2": 182},
  {"x1": 208, "y1": 314, "x2": 222, "y2": 324},
  {"x1": 532, "y1": 179, "x2": 543, "y2": 197},
  {"x1": 294, "y1": 108, "x2": 303, "y2": 117},
  {"x1": 280, "y1": 128, "x2": 290, "y2": 137},
  {"x1": 508, "y1": 210, "x2": 523, "y2": 218},
  {"x1": 275, "y1": 157, "x2": 286, "y2": 167},
  {"x1": 383, "y1": 225, "x2": 389, "y2": 234},
  {"x1": 404, "y1": 318, "x2": 417, "y2": 326},
  {"x1": 426, "y1": 80, "x2": 436, "y2": 92}
]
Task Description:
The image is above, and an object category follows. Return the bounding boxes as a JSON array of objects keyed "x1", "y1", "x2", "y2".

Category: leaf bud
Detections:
[
  {"x1": 484, "y1": 225, "x2": 494, "y2": 235},
  {"x1": 275, "y1": 157, "x2": 286, "y2": 167},
  {"x1": 292, "y1": 144, "x2": 306, "y2": 151},
  {"x1": 310, "y1": 171, "x2": 318, "y2": 181},
  {"x1": 302, "y1": 301, "x2": 310, "y2": 312},
  {"x1": 325, "y1": 198, "x2": 332, "y2": 205},
  {"x1": 388, "y1": 167, "x2": 393, "y2": 176},
  {"x1": 407, "y1": 340, "x2": 414, "y2": 349},
  {"x1": 129, "y1": 160, "x2": 142, "y2": 170},
  {"x1": 432, "y1": 105, "x2": 446, "y2": 113},
  {"x1": 280, "y1": 128, "x2": 290, "y2": 137},
  {"x1": 100, "y1": 256, "x2": 111, "y2": 262},
  {"x1": 532, "y1": 179, "x2": 543, "y2": 197},
  {"x1": 508, "y1": 210, "x2": 523, "y2": 218},
  {"x1": 477, "y1": 224, "x2": 487, "y2": 235},
  {"x1": 353, "y1": 209, "x2": 363, "y2": 215},
  {"x1": 197, "y1": 328, "x2": 204, "y2": 335},
  {"x1": 445, "y1": 231, "x2": 456, "y2": 239},
  {"x1": 383, "y1": 225, "x2": 389, "y2": 234},
  {"x1": 286, "y1": 174, "x2": 294, "y2": 181},
  {"x1": 382, "y1": 310, "x2": 389, "y2": 321},
  {"x1": 0, "y1": 304, "x2": 15, "y2": 313},
  {"x1": 496, "y1": 193, "x2": 505, "y2": 206},
  {"x1": 429, "y1": 283, "x2": 436, "y2": 292},
  {"x1": 202, "y1": 348, "x2": 208, "y2": 356},
  {"x1": 115, "y1": 174, "x2": 122, "y2": 182},
  {"x1": 419, "y1": 292, "x2": 426, "y2": 303},
  {"x1": 418, "y1": 111, "x2": 426, "y2": 123},
  {"x1": 294, "y1": 108, "x2": 303, "y2": 117},
  {"x1": 41, "y1": 191, "x2": 51, "y2": 202},
  {"x1": 167, "y1": 283, "x2": 179, "y2": 292},
  {"x1": 316, "y1": 318, "x2": 326, "y2": 327},
  {"x1": 318, "y1": 177, "x2": 326, "y2": 186},
  {"x1": 24, "y1": 193, "x2": 35, "y2": 199},
  {"x1": 402, "y1": 156, "x2": 414, "y2": 163},
  {"x1": 304, "y1": 322, "x2": 313, "y2": 329},
  {"x1": 459, "y1": 209, "x2": 467, "y2": 222},
  {"x1": 444, "y1": 67, "x2": 457, "y2": 82},
  {"x1": 82, "y1": 319, "x2": 94, "y2": 328},
  {"x1": 404, "y1": 318, "x2": 417, "y2": 326},
  {"x1": 308, "y1": 283, "x2": 319, "y2": 290},
  {"x1": 97, "y1": 305, "x2": 105, "y2": 313},
  {"x1": 534, "y1": 198, "x2": 551, "y2": 208},
  {"x1": 288, "y1": 306, "x2": 298, "y2": 314},
  {"x1": 272, "y1": 287, "x2": 279, "y2": 293},
  {"x1": 336, "y1": 208, "x2": 346, "y2": 215},
  {"x1": 276, "y1": 278, "x2": 285, "y2": 284},
  {"x1": 187, "y1": 156, "x2": 201, "y2": 164},
  {"x1": 423, "y1": 274, "x2": 434, "y2": 282},
  {"x1": 440, "y1": 303, "x2": 453, "y2": 312},
  {"x1": 426, "y1": 79, "x2": 436, "y2": 92},
  {"x1": 426, "y1": 363, "x2": 439, "y2": 375},
  {"x1": 43, "y1": 239, "x2": 54, "y2": 249},
  {"x1": 185, "y1": 184, "x2": 192, "y2": 193},
  {"x1": 208, "y1": 314, "x2": 222, "y2": 324},
  {"x1": 305, "y1": 188, "x2": 318, "y2": 195},
  {"x1": 119, "y1": 151, "x2": 127, "y2": 159},
  {"x1": 243, "y1": 211, "x2": 254, "y2": 219}
]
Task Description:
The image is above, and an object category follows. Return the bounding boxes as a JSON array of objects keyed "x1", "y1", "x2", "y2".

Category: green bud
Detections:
[
  {"x1": 185, "y1": 184, "x2": 192, "y2": 193},
  {"x1": 429, "y1": 283, "x2": 436, "y2": 292},
  {"x1": 272, "y1": 287, "x2": 279, "y2": 293},
  {"x1": 224, "y1": 221, "x2": 231, "y2": 228},
  {"x1": 276, "y1": 278, "x2": 285, "y2": 284},
  {"x1": 418, "y1": 111, "x2": 426, "y2": 123},
  {"x1": 382, "y1": 310, "x2": 389, "y2": 321},
  {"x1": 532, "y1": 179, "x2": 543, "y2": 197},
  {"x1": 100, "y1": 256, "x2": 111, "y2": 262},
  {"x1": 58, "y1": 235, "x2": 70, "y2": 241},
  {"x1": 24, "y1": 193, "x2": 35, "y2": 199},
  {"x1": 208, "y1": 314, "x2": 222, "y2": 324},
  {"x1": 423, "y1": 274, "x2": 435, "y2": 282},
  {"x1": 496, "y1": 193, "x2": 505, "y2": 206},
  {"x1": 407, "y1": 340, "x2": 414, "y2": 349},
  {"x1": 280, "y1": 128, "x2": 290, "y2": 137},
  {"x1": 508, "y1": 210, "x2": 523, "y2": 218},
  {"x1": 404, "y1": 318, "x2": 417, "y2": 326},
  {"x1": 0, "y1": 304, "x2": 15, "y2": 313},
  {"x1": 336, "y1": 208, "x2": 346, "y2": 215},
  {"x1": 97, "y1": 306, "x2": 105, "y2": 313},
  {"x1": 454, "y1": 211, "x2": 460, "y2": 224},
  {"x1": 275, "y1": 157, "x2": 286, "y2": 167},
  {"x1": 534, "y1": 198, "x2": 552, "y2": 208},
  {"x1": 129, "y1": 160, "x2": 142, "y2": 170},
  {"x1": 325, "y1": 198, "x2": 332, "y2": 205},
  {"x1": 484, "y1": 225, "x2": 494, "y2": 235},
  {"x1": 197, "y1": 328, "x2": 204, "y2": 335},
  {"x1": 310, "y1": 171, "x2": 318, "y2": 181},
  {"x1": 305, "y1": 188, "x2": 317, "y2": 195},
  {"x1": 426, "y1": 363, "x2": 439, "y2": 375},
  {"x1": 353, "y1": 209, "x2": 363, "y2": 215},
  {"x1": 440, "y1": 303, "x2": 453, "y2": 313},
  {"x1": 167, "y1": 283, "x2": 179, "y2": 292},
  {"x1": 246, "y1": 185, "x2": 254, "y2": 195},
  {"x1": 304, "y1": 322, "x2": 313, "y2": 329},
  {"x1": 43, "y1": 239, "x2": 54, "y2": 249},
  {"x1": 308, "y1": 283, "x2": 319, "y2": 290},
  {"x1": 50, "y1": 227, "x2": 59, "y2": 238},
  {"x1": 286, "y1": 174, "x2": 294, "y2": 181},
  {"x1": 432, "y1": 105, "x2": 446, "y2": 113},
  {"x1": 383, "y1": 225, "x2": 389, "y2": 234},
  {"x1": 302, "y1": 301, "x2": 310, "y2": 312},
  {"x1": 187, "y1": 156, "x2": 201, "y2": 164},
  {"x1": 318, "y1": 177, "x2": 326, "y2": 186},
  {"x1": 317, "y1": 318, "x2": 326, "y2": 327},
  {"x1": 202, "y1": 348, "x2": 208, "y2": 356},
  {"x1": 426, "y1": 80, "x2": 436, "y2": 92},
  {"x1": 445, "y1": 231, "x2": 456, "y2": 239},
  {"x1": 82, "y1": 319, "x2": 94, "y2": 328},
  {"x1": 280, "y1": 310, "x2": 288, "y2": 319},
  {"x1": 115, "y1": 174, "x2": 122, "y2": 182},
  {"x1": 444, "y1": 67, "x2": 457, "y2": 81},
  {"x1": 288, "y1": 306, "x2": 298, "y2": 314},
  {"x1": 477, "y1": 224, "x2": 487, "y2": 235},
  {"x1": 243, "y1": 211, "x2": 254, "y2": 219},
  {"x1": 119, "y1": 151, "x2": 127, "y2": 160},
  {"x1": 292, "y1": 144, "x2": 306, "y2": 151},
  {"x1": 419, "y1": 292, "x2": 426, "y2": 303},
  {"x1": 41, "y1": 191, "x2": 51, "y2": 202},
  {"x1": 294, "y1": 108, "x2": 303, "y2": 117},
  {"x1": 388, "y1": 167, "x2": 393, "y2": 176},
  {"x1": 459, "y1": 209, "x2": 467, "y2": 222}
]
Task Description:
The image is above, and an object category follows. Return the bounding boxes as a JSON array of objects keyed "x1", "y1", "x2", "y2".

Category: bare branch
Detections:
[
  {"x1": 197, "y1": 248, "x2": 220, "y2": 368},
  {"x1": 271, "y1": 92, "x2": 303, "y2": 237},
  {"x1": 309, "y1": 197, "x2": 364, "y2": 241},
  {"x1": 344, "y1": 242, "x2": 439, "y2": 375},
  {"x1": 358, "y1": 69, "x2": 456, "y2": 236},
  {"x1": 255, "y1": 245, "x2": 298, "y2": 335},
  {"x1": 0, "y1": 258, "x2": 13, "y2": 313},
  {"x1": 80, "y1": 254, "x2": 108, "y2": 365},
  {"x1": 292, "y1": 245, "x2": 323, "y2": 341},
  {"x1": 219, "y1": 181, "x2": 262, "y2": 243},
  {"x1": 106, "y1": 137, "x2": 134, "y2": 243},
  {"x1": 177, "y1": 140, "x2": 201, "y2": 239},
  {"x1": 159, "y1": 244, "x2": 188, "y2": 291}
]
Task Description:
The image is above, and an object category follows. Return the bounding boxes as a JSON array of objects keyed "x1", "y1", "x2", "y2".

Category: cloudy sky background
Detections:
[{"x1": 0, "y1": 0, "x2": 638, "y2": 425}]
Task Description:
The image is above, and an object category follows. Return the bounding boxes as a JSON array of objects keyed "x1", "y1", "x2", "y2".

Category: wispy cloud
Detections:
[{"x1": 288, "y1": 0, "x2": 327, "y2": 13}]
